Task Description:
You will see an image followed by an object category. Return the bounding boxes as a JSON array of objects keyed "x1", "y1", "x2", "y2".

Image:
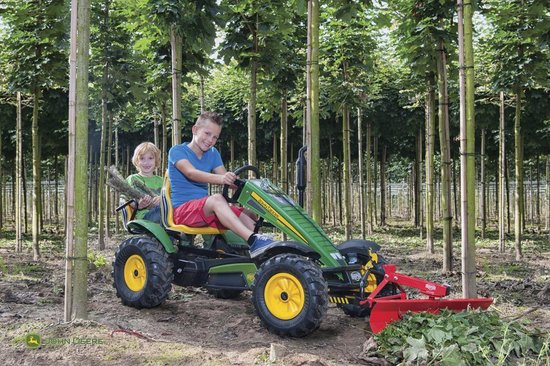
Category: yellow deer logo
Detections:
[{"x1": 26, "y1": 334, "x2": 41, "y2": 349}]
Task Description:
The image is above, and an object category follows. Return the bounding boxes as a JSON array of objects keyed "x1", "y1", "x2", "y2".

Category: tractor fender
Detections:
[
  {"x1": 126, "y1": 220, "x2": 177, "y2": 254},
  {"x1": 338, "y1": 239, "x2": 381, "y2": 259},
  {"x1": 252, "y1": 240, "x2": 321, "y2": 262}
]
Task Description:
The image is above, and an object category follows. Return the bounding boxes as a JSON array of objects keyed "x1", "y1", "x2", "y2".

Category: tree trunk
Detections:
[
  {"x1": 452, "y1": 157, "x2": 459, "y2": 230},
  {"x1": 32, "y1": 89, "x2": 42, "y2": 260},
  {"x1": 199, "y1": 75, "x2": 205, "y2": 113},
  {"x1": 425, "y1": 75, "x2": 436, "y2": 253},
  {"x1": 54, "y1": 155, "x2": 59, "y2": 228},
  {"x1": 98, "y1": 59, "x2": 108, "y2": 250},
  {"x1": 373, "y1": 136, "x2": 378, "y2": 226},
  {"x1": 536, "y1": 156, "x2": 540, "y2": 230},
  {"x1": 514, "y1": 86, "x2": 524, "y2": 260},
  {"x1": 357, "y1": 108, "x2": 365, "y2": 239},
  {"x1": 415, "y1": 128, "x2": 422, "y2": 228},
  {"x1": 272, "y1": 133, "x2": 278, "y2": 183},
  {"x1": 342, "y1": 102, "x2": 352, "y2": 239},
  {"x1": 73, "y1": 0, "x2": 90, "y2": 320},
  {"x1": 505, "y1": 158, "x2": 511, "y2": 233},
  {"x1": 0, "y1": 120, "x2": 3, "y2": 230},
  {"x1": 380, "y1": 145, "x2": 387, "y2": 227},
  {"x1": 366, "y1": 121, "x2": 373, "y2": 234},
  {"x1": 16, "y1": 92, "x2": 24, "y2": 253},
  {"x1": 170, "y1": 25, "x2": 182, "y2": 145},
  {"x1": 248, "y1": 18, "x2": 258, "y2": 170},
  {"x1": 499, "y1": 92, "x2": 506, "y2": 252},
  {"x1": 64, "y1": 0, "x2": 78, "y2": 321},
  {"x1": 546, "y1": 155, "x2": 550, "y2": 237},
  {"x1": 106, "y1": 110, "x2": 114, "y2": 238},
  {"x1": 23, "y1": 156, "x2": 28, "y2": 233},
  {"x1": 437, "y1": 38, "x2": 453, "y2": 272},
  {"x1": 230, "y1": 136, "x2": 235, "y2": 170},
  {"x1": 545, "y1": 155, "x2": 550, "y2": 240},
  {"x1": 329, "y1": 140, "x2": 336, "y2": 225},
  {"x1": 161, "y1": 104, "x2": 167, "y2": 172},
  {"x1": 458, "y1": 0, "x2": 477, "y2": 297},
  {"x1": 480, "y1": 128, "x2": 486, "y2": 239},
  {"x1": 114, "y1": 127, "x2": 120, "y2": 233},
  {"x1": 280, "y1": 90, "x2": 288, "y2": 194},
  {"x1": 306, "y1": 0, "x2": 321, "y2": 222}
]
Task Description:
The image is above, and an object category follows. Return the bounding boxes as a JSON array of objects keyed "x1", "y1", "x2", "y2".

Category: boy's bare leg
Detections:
[
  {"x1": 203, "y1": 194, "x2": 254, "y2": 240},
  {"x1": 238, "y1": 212, "x2": 256, "y2": 231}
]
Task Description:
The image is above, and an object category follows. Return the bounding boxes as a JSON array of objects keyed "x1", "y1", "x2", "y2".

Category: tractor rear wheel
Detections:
[
  {"x1": 112, "y1": 236, "x2": 173, "y2": 308},
  {"x1": 252, "y1": 254, "x2": 328, "y2": 337}
]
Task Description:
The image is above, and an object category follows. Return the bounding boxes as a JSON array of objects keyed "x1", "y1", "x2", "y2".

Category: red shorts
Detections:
[{"x1": 173, "y1": 196, "x2": 244, "y2": 229}]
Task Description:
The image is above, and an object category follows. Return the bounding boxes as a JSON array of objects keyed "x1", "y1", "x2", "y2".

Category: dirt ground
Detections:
[{"x1": 0, "y1": 229, "x2": 549, "y2": 365}]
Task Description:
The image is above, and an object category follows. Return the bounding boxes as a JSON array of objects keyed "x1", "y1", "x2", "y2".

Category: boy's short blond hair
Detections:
[
  {"x1": 132, "y1": 142, "x2": 161, "y2": 170},
  {"x1": 195, "y1": 111, "x2": 223, "y2": 128}
]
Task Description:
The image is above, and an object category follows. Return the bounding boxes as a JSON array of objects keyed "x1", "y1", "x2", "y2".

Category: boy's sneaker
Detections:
[{"x1": 249, "y1": 234, "x2": 274, "y2": 256}]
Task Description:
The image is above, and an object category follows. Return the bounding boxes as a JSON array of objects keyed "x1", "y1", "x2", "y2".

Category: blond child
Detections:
[{"x1": 127, "y1": 142, "x2": 163, "y2": 223}]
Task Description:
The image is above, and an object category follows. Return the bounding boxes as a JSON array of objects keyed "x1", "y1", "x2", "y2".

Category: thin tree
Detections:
[
  {"x1": 425, "y1": 75, "x2": 436, "y2": 253},
  {"x1": 546, "y1": 155, "x2": 550, "y2": 237},
  {"x1": 513, "y1": 83, "x2": 524, "y2": 260},
  {"x1": 437, "y1": 37, "x2": 453, "y2": 272},
  {"x1": 342, "y1": 102, "x2": 352, "y2": 239},
  {"x1": 306, "y1": 0, "x2": 321, "y2": 221},
  {"x1": 458, "y1": 0, "x2": 477, "y2": 298},
  {"x1": 358, "y1": 108, "x2": 366, "y2": 239},
  {"x1": 366, "y1": 120, "x2": 373, "y2": 234},
  {"x1": 97, "y1": 0, "x2": 111, "y2": 250},
  {"x1": 499, "y1": 91, "x2": 506, "y2": 252},
  {"x1": 248, "y1": 17, "x2": 258, "y2": 168},
  {"x1": 480, "y1": 128, "x2": 486, "y2": 238},
  {"x1": 31, "y1": 87, "x2": 41, "y2": 260},
  {"x1": 0, "y1": 123, "x2": 2, "y2": 230},
  {"x1": 16, "y1": 92, "x2": 23, "y2": 253},
  {"x1": 170, "y1": 26, "x2": 182, "y2": 145},
  {"x1": 64, "y1": 0, "x2": 78, "y2": 320},
  {"x1": 65, "y1": 0, "x2": 91, "y2": 320},
  {"x1": 280, "y1": 89, "x2": 288, "y2": 194}
]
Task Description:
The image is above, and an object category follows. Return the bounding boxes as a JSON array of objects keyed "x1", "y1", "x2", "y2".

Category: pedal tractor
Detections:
[{"x1": 113, "y1": 165, "x2": 491, "y2": 337}]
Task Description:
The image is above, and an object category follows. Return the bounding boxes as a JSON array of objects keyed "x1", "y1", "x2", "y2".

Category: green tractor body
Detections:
[{"x1": 113, "y1": 165, "x2": 491, "y2": 337}]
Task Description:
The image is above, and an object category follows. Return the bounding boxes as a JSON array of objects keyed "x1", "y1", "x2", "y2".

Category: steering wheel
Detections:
[{"x1": 222, "y1": 165, "x2": 261, "y2": 203}]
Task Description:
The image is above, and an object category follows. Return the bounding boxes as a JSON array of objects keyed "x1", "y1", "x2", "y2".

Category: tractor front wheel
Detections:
[
  {"x1": 112, "y1": 236, "x2": 173, "y2": 308},
  {"x1": 252, "y1": 254, "x2": 328, "y2": 337}
]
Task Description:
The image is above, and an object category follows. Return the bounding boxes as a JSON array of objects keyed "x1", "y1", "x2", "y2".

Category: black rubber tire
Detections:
[
  {"x1": 112, "y1": 236, "x2": 173, "y2": 309},
  {"x1": 252, "y1": 254, "x2": 328, "y2": 337},
  {"x1": 339, "y1": 304, "x2": 372, "y2": 317},
  {"x1": 338, "y1": 282, "x2": 398, "y2": 318},
  {"x1": 207, "y1": 289, "x2": 243, "y2": 299}
]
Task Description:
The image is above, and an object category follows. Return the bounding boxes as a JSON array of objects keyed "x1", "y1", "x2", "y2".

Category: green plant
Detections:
[
  {"x1": 0, "y1": 256, "x2": 7, "y2": 274},
  {"x1": 370, "y1": 310, "x2": 545, "y2": 365},
  {"x1": 87, "y1": 250, "x2": 107, "y2": 268}
]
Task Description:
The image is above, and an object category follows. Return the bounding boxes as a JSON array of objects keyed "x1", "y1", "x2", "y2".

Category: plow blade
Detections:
[{"x1": 369, "y1": 297, "x2": 493, "y2": 333}]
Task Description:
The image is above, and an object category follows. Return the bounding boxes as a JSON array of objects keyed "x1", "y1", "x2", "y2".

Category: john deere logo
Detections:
[{"x1": 26, "y1": 334, "x2": 41, "y2": 349}]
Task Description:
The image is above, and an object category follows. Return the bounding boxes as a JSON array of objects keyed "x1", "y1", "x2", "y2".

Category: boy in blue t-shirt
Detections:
[{"x1": 168, "y1": 111, "x2": 273, "y2": 254}]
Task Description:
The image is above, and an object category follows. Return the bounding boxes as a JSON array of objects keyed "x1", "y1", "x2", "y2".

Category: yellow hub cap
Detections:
[
  {"x1": 264, "y1": 273, "x2": 305, "y2": 320},
  {"x1": 124, "y1": 255, "x2": 147, "y2": 292}
]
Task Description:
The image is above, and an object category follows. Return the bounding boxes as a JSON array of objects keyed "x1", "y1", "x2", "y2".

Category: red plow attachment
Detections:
[{"x1": 360, "y1": 264, "x2": 493, "y2": 333}]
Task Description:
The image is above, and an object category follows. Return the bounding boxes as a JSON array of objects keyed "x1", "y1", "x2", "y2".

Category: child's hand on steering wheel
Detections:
[{"x1": 138, "y1": 195, "x2": 153, "y2": 209}]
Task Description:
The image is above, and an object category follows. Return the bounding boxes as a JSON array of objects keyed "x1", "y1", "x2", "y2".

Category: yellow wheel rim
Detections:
[
  {"x1": 124, "y1": 254, "x2": 147, "y2": 292},
  {"x1": 264, "y1": 272, "x2": 305, "y2": 320}
]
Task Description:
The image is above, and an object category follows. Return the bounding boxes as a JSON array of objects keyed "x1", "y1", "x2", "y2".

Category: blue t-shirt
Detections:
[{"x1": 168, "y1": 143, "x2": 223, "y2": 208}]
